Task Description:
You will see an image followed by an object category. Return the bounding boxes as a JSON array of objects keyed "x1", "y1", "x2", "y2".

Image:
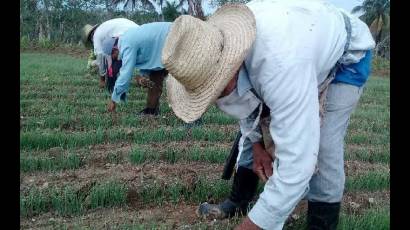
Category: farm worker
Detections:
[
  {"x1": 162, "y1": 1, "x2": 375, "y2": 229},
  {"x1": 81, "y1": 18, "x2": 139, "y2": 89},
  {"x1": 103, "y1": 22, "x2": 171, "y2": 116},
  {"x1": 99, "y1": 21, "x2": 202, "y2": 124}
]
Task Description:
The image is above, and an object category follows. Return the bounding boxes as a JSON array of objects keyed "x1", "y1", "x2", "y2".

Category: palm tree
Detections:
[
  {"x1": 112, "y1": 0, "x2": 162, "y2": 20},
  {"x1": 177, "y1": 0, "x2": 205, "y2": 20},
  {"x1": 112, "y1": 0, "x2": 204, "y2": 20},
  {"x1": 352, "y1": 0, "x2": 390, "y2": 45},
  {"x1": 162, "y1": 1, "x2": 181, "y2": 21}
]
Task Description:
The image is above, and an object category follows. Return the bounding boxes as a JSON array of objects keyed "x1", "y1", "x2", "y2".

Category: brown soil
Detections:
[
  {"x1": 20, "y1": 160, "x2": 224, "y2": 195},
  {"x1": 344, "y1": 160, "x2": 389, "y2": 177},
  {"x1": 20, "y1": 203, "x2": 199, "y2": 229},
  {"x1": 20, "y1": 189, "x2": 390, "y2": 229},
  {"x1": 20, "y1": 142, "x2": 390, "y2": 229}
]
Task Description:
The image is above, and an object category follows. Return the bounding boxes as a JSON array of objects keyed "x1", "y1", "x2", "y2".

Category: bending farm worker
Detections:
[
  {"x1": 102, "y1": 22, "x2": 171, "y2": 116},
  {"x1": 162, "y1": 1, "x2": 375, "y2": 230},
  {"x1": 81, "y1": 18, "x2": 138, "y2": 89}
]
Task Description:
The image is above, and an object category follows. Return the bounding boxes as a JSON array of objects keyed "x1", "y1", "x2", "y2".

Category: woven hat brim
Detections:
[
  {"x1": 166, "y1": 4, "x2": 256, "y2": 123},
  {"x1": 83, "y1": 24, "x2": 99, "y2": 48}
]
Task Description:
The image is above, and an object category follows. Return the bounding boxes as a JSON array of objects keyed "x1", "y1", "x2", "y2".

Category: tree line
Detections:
[{"x1": 20, "y1": 0, "x2": 389, "y2": 58}]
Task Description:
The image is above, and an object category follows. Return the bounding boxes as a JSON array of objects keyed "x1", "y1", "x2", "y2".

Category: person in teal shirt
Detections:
[{"x1": 105, "y1": 22, "x2": 171, "y2": 116}]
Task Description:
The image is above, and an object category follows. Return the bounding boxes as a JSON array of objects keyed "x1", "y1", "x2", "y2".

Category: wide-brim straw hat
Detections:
[
  {"x1": 162, "y1": 4, "x2": 256, "y2": 123},
  {"x1": 81, "y1": 24, "x2": 100, "y2": 48}
]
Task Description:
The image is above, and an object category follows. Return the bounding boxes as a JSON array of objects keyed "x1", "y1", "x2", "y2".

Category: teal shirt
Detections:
[{"x1": 112, "y1": 22, "x2": 172, "y2": 103}]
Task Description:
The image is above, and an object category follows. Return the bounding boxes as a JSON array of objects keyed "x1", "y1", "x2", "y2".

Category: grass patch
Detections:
[
  {"x1": 20, "y1": 52, "x2": 389, "y2": 227},
  {"x1": 345, "y1": 146, "x2": 390, "y2": 164},
  {"x1": 128, "y1": 145, "x2": 229, "y2": 164},
  {"x1": 338, "y1": 208, "x2": 390, "y2": 230},
  {"x1": 90, "y1": 181, "x2": 128, "y2": 209},
  {"x1": 284, "y1": 208, "x2": 390, "y2": 230},
  {"x1": 21, "y1": 182, "x2": 127, "y2": 217},
  {"x1": 346, "y1": 171, "x2": 390, "y2": 192},
  {"x1": 139, "y1": 178, "x2": 231, "y2": 205},
  {"x1": 50, "y1": 186, "x2": 84, "y2": 215},
  {"x1": 21, "y1": 153, "x2": 82, "y2": 172},
  {"x1": 20, "y1": 188, "x2": 49, "y2": 217},
  {"x1": 20, "y1": 129, "x2": 128, "y2": 150}
]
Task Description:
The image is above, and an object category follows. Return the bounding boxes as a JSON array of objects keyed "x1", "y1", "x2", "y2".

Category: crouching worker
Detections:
[{"x1": 162, "y1": 1, "x2": 374, "y2": 229}]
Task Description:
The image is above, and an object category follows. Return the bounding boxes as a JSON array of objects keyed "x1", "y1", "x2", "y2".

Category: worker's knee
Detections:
[{"x1": 307, "y1": 169, "x2": 345, "y2": 203}]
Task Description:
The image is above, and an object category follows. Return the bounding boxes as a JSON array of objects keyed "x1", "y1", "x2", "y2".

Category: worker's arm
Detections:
[
  {"x1": 95, "y1": 53, "x2": 108, "y2": 77},
  {"x1": 111, "y1": 44, "x2": 137, "y2": 103},
  {"x1": 238, "y1": 107, "x2": 273, "y2": 181},
  {"x1": 246, "y1": 61, "x2": 320, "y2": 230},
  {"x1": 238, "y1": 108, "x2": 263, "y2": 144}
]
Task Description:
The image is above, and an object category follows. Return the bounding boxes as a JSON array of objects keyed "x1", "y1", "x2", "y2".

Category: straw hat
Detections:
[
  {"x1": 81, "y1": 24, "x2": 99, "y2": 48},
  {"x1": 162, "y1": 4, "x2": 256, "y2": 123}
]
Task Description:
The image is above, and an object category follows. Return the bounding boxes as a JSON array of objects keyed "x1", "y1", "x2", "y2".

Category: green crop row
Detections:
[{"x1": 21, "y1": 181, "x2": 127, "y2": 217}]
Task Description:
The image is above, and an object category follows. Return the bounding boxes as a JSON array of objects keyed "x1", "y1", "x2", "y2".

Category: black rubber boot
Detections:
[
  {"x1": 307, "y1": 201, "x2": 341, "y2": 230},
  {"x1": 138, "y1": 107, "x2": 159, "y2": 116},
  {"x1": 183, "y1": 118, "x2": 203, "y2": 129},
  {"x1": 197, "y1": 166, "x2": 259, "y2": 219}
]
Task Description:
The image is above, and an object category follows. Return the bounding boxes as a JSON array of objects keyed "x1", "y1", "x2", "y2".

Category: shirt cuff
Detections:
[
  {"x1": 111, "y1": 89, "x2": 126, "y2": 103},
  {"x1": 248, "y1": 199, "x2": 287, "y2": 230},
  {"x1": 139, "y1": 69, "x2": 151, "y2": 76}
]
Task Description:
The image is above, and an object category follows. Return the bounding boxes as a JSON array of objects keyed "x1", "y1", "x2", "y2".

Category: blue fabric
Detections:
[
  {"x1": 237, "y1": 64, "x2": 252, "y2": 97},
  {"x1": 112, "y1": 22, "x2": 171, "y2": 103},
  {"x1": 332, "y1": 50, "x2": 372, "y2": 87}
]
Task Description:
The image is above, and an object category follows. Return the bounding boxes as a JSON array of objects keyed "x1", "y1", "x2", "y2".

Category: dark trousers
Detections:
[
  {"x1": 106, "y1": 59, "x2": 122, "y2": 94},
  {"x1": 106, "y1": 60, "x2": 167, "y2": 108},
  {"x1": 146, "y1": 69, "x2": 168, "y2": 109}
]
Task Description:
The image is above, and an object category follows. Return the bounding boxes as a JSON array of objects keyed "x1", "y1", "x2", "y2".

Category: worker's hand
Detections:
[
  {"x1": 234, "y1": 217, "x2": 261, "y2": 230},
  {"x1": 107, "y1": 100, "x2": 116, "y2": 112},
  {"x1": 135, "y1": 75, "x2": 155, "y2": 88},
  {"x1": 252, "y1": 142, "x2": 273, "y2": 182}
]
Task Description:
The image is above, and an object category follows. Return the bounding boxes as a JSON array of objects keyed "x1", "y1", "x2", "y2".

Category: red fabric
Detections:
[{"x1": 108, "y1": 65, "x2": 113, "y2": 78}]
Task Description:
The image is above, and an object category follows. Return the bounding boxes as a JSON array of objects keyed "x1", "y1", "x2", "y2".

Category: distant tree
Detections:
[
  {"x1": 210, "y1": 0, "x2": 250, "y2": 7},
  {"x1": 112, "y1": 0, "x2": 204, "y2": 20},
  {"x1": 352, "y1": 0, "x2": 390, "y2": 45},
  {"x1": 112, "y1": 0, "x2": 164, "y2": 21},
  {"x1": 162, "y1": 1, "x2": 180, "y2": 21},
  {"x1": 177, "y1": 0, "x2": 205, "y2": 20}
]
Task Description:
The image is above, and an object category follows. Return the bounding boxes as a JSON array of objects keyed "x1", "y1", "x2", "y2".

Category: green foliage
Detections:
[
  {"x1": 20, "y1": 188, "x2": 49, "y2": 217},
  {"x1": 90, "y1": 181, "x2": 128, "y2": 208},
  {"x1": 20, "y1": 0, "x2": 161, "y2": 44},
  {"x1": 50, "y1": 186, "x2": 84, "y2": 215},
  {"x1": 338, "y1": 208, "x2": 390, "y2": 230},
  {"x1": 21, "y1": 153, "x2": 82, "y2": 172},
  {"x1": 20, "y1": 52, "x2": 390, "y2": 227},
  {"x1": 372, "y1": 56, "x2": 390, "y2": 75},
  {"x1": 20, "y1": 36, "x2": 31, "y2": 49},
  {"x1": 162, "y1": 1, "x2": 180, "y2": 21},
  {"x1": 346, "y1": 171, "x2": 390, "y2": 191}
]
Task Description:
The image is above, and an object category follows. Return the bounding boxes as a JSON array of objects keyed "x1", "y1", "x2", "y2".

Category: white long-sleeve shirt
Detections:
[
  {"x1": 239, "y1": 0, "x2": 375, "y2": 229},
  {"x1": 92, "y1": 18, "x2": 138, "y2": 76}
]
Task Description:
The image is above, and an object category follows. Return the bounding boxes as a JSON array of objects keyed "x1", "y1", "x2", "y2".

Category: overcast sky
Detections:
[
  {"x1": 201, "y1": 0, "x2": 365, "y2": 15},
  {"x1": 146, "y1": 0, "x2": 365, "y2": 16}
]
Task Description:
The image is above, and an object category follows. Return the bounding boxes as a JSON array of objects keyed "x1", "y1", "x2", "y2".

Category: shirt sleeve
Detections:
[
  {"x1": 247, "y1": 61, "x2": 320, "y2": 230},
  {"x1": 96, "y1": 53, "x2": 107, "y2": 77},
  {"x1": 111, "y1": 44, "x2": 137, "y2": 103},
  {"x1": 239, "y1": 107, "x2": 263, "y2": 143}
]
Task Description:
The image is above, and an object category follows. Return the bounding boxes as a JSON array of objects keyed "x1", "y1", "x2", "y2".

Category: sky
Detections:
[
  {"x1": 141, "y1": 0, "x2": 365, "y2": 16},
  {"x1": 201, "y1": 0, "x2": 365, "y2": 15}
]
